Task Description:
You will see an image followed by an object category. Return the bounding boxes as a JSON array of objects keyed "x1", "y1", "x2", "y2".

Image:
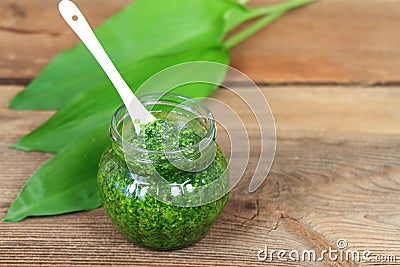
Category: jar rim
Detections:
[{"x1": 110, "y1": 92, "x2": 216, "y2": 156}]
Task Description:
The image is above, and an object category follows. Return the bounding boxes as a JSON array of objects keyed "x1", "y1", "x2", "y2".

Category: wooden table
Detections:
[{"x1": 1, "y1": 0, "x2": 400, "y2": 266}]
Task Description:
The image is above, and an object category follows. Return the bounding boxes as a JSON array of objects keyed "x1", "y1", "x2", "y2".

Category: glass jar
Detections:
[{"x1": 97, "y1": 93, "x2": 229, "y2": 250}]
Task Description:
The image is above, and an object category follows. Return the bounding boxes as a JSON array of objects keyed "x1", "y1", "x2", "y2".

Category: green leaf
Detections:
[
  {"x1": 8, "y1": 0, "x2": 312, "y2": 110},
  {"x1": 5, "y1": 50, "x2": 229, "y2": 221},
  {"x1": 10, "y1": 0, "x2": 314, "y2": 152},
  {"x1": 8, "y1": 0, "x2": 240, "y2": 110},
  {"x1": 12, "y1": 47, "x2": 229, "y2": 152},
  {"x1": 3, "y1": 125, "x2": 108, "y2": 222},
  {"x1": 5, "y1": 0, "x2": 315, "y2": 221}
]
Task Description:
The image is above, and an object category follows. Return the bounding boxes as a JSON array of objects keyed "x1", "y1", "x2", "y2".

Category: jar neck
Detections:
[{"x1": 110, "y1": 93, "x2": 216, "y2": 165}]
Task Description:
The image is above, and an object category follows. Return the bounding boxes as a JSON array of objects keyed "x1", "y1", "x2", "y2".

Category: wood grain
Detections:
[
  {"x1": 1, "y1": 0, "x2": 400, "y2": 84},
  {"x1": 1, "y1": 85, "x2": 400, "y2": 266},
  {"x1": 231, "y1": 0, "x2": 400, "y2": 83},
  {"x1": 0, "y1": 0, "x2": 130, "y2": 81},
  {"x1": 2, "y1": 0, "x2": 400, "y2": 265}
]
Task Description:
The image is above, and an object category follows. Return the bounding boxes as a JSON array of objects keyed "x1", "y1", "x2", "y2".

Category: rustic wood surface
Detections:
[
  {"x1": 1, "y1": 0, "x2": 400, "y2": 266},
  {"x1": 1, "y1": 0, "x2": 400, "y2": 84}
]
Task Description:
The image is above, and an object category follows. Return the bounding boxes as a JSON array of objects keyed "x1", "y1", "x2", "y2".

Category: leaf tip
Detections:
[
  {"x1": 9, "y1": 143, "x2": 18, "y2": 149},
  {"x1": 2, "y1": 213, "x2": 18, "y2": 222},
  {"x1": 2, "y1": 204, "x2": 26, "y2": 222},
  {"x1": 9, "y1": 141, "x2": 23, "y2": 150},
  {"x1": 9, "y1": 139, "x2": 34, "y2": 151},
  {"x1": 7, "y1": 90, "x2": 48, "y2": 110},
  {"x1": 2, "y1": 217, "x2": 23, "y2": 223},
  {"x1": 7, "y1": 92, "x2": 25, "y2": 109}
]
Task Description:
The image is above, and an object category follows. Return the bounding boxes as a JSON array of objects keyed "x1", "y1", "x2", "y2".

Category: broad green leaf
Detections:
[
  {"x1": 3, "y1": 125, "x2": 108, "y2": 222},
  {"x1": 4, "y1": 50, "x2": 229, "y2": 221},
  {"x1": 5, "y1": 0, "x2": 315, "y2": 221},
  {"x1": 8, "y1": 0, "x2": 312, "y2": 110},
  {"x1": 10, "y1": 0, "x2": 315, "y2": 152},
  {"x1": 12, "y1": 47, "x2": 229, "y2": 152},
  {"x1": 9, "y1": 0, "x2": 241, "y2": 110}
]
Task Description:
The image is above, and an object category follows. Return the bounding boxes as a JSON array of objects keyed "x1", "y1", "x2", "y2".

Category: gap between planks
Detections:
[{"x1": 3, "y1": 77, "x2": 400, "y2": 87}]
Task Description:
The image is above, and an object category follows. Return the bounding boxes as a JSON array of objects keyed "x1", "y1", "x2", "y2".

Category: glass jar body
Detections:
[
  {"x1": 98, "y1": 145, "x2": 228, "y2": 250},
  {"x1": 97, "y1": 93, "x2": 229, "y2": 250}
]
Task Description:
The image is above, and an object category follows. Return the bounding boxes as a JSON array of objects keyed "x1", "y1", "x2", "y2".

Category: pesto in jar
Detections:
[{"x1": 98, "y1": 108, "x2": 229, "y2": 250}]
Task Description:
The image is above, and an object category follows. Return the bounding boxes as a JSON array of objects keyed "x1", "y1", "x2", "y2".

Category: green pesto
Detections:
[{"x1": 97, "y1": 113, "x2": 229, "y2": 250}]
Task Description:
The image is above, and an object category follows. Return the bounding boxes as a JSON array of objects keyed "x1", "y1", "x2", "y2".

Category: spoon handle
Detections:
[{"x1": 58, "y1": 0, "x2": 155, "y2": 129}]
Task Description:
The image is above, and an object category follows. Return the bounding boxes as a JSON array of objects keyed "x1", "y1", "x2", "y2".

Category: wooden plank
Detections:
[
  {"x1": 231, "y1": 0, "x2": 400, "y2": 83},
  {"x1": 0, "y1": 0, "x2": 130, "y2": 81},
  {"x1": 1, "y1": 0, "x2": 400, "y2": 83},
  {"x1": 1, "y1": 85, "x2": 400, "y2": 266}
]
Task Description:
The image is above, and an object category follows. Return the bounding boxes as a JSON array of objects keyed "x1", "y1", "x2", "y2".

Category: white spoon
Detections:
[{"x1": 58, "y1": 0, "x2": 156, "y2": 134}]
